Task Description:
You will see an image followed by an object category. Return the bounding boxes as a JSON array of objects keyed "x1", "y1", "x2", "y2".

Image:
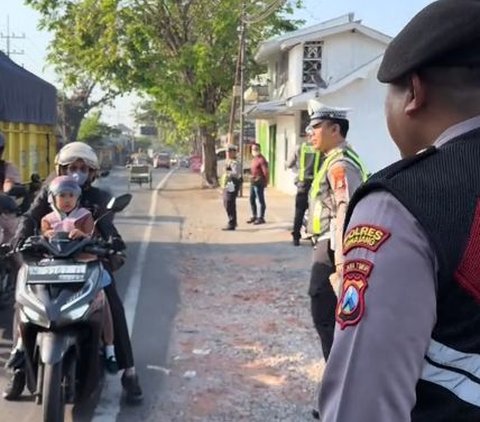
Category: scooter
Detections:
[{"x1": 12, "y1": 193, "x2": 131, "y2": 422}]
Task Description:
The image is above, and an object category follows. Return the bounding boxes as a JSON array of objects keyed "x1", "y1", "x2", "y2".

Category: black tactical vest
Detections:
[{"x1": 345, "y1": 128, "x2": 480, "y2": 421}]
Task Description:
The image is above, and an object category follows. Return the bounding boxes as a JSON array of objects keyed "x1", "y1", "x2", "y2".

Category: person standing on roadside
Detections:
[
  {"x1": 306, "y1": 104, "x2": 368, "y2": 420},
  {"x1": 0, "y1": 132, "x2": 22, "y2": 243},
  {"x1": 286, "y1": 125, "x2": 322, "y2": 246},
  {"x1": 320, "y1": 1, "x2": 480, "y2": 421},
  {"x1": 220, "y1": 145, "x2": 241, "y2": 231},
  {"x1": 246, "y1": 143, "x2": 269, "y2": 225},
  {"x1": 307, "y1": 105, "x2": 368, "y2": 359}
]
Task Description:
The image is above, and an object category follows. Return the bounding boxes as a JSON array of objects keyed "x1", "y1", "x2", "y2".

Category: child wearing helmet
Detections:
[
  {"x1": 41, "y1": 175, "x2": 93, "y2": 239},
  {"x1": 39, "y1": 175, "x2": 118, "y2": 373}
]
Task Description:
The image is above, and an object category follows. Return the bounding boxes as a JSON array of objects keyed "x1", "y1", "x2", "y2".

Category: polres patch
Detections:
[
  {"x1": 343, "y1": 225, "x2": 390, "y2": 254},
  {"x1": 336, "y1": 259, "x2": 374, "y2": 329}
]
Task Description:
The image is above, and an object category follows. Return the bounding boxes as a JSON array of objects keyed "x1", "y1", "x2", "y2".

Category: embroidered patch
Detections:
[
  {"x1": 331, "y1": 165, "x2": 347, "y2": 190},
  {"x1": 336, "y1": 259, "x2": 374, "y2": 329},
  {"x1": 343, "y1": 225, "x2": 390, "y2": 254}
]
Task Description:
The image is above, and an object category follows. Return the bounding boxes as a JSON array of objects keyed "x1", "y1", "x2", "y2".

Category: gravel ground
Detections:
[{"x1": 152, "y1": 174, "x2": 326, "y2": 421}]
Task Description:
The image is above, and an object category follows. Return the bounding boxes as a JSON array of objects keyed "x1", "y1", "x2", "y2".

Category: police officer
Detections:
[
  {"x1": 286, "y1": 125, "x2": 322, "y2": 246},
  {"x1": 319, "y1": 1, "x2": 480, "y2": 421},
  {"x1": 221, "y1": 145, "x2": 241, "y2": 231},
  {"x1": 307, "y1": 104, "x2": 368, "y2": 364}
]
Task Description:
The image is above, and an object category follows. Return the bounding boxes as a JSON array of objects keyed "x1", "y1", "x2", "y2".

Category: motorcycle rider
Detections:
[
  {"x1": 3, "y1": 142, "x2": 143, "y2": 404},
  {"x1": 0, "y1": 132, "x2": 22, "y2": 244}
]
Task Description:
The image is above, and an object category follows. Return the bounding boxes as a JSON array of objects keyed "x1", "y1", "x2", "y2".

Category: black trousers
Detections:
[
  {"x1": 309, "y1": 238, "x2": 336, "y2": 361},
  {"x1": 223, "y1": 190, "x2": 237, "y2": 227},
  {"x1": 292, "y1": 188, "x2": 310, "y2": 239},
  {"x1": 104, "y1": 278, "x2": 134, "y2": 370}
]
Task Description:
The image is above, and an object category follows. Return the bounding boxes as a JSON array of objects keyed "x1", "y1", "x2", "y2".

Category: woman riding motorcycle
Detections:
[{"x1": 3, "y1": 142, "x2": 143, "y2": 404}]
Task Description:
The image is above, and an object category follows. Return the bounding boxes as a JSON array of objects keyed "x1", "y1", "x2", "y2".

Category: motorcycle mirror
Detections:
[{"x1": 106, "y1": 194, "x2": 132, "y2": 213}]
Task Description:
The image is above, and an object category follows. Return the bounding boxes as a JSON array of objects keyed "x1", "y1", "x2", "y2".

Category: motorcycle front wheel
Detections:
[{"x1": 42, "y1": 362, "x2": 65, "y2": 422}]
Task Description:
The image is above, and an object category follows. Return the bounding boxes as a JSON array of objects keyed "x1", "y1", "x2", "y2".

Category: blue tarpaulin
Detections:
[{"x1": 0, "y1": 52, "x2": 57, "y2": 125}]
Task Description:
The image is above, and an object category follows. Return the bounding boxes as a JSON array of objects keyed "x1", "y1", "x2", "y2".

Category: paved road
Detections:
[{"x1": 0, "y1": 166, "x2": 182, "y2": 421}]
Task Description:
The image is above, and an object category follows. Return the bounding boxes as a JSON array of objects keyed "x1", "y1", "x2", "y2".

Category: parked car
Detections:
[{"x1": 153, "y1": 153, "x2": 171, "y2": 169}]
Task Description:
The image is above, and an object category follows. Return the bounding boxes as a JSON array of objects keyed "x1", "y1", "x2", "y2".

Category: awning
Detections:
[{"x1": 244, "y1": 99, "x2": 292, "y2": 118}]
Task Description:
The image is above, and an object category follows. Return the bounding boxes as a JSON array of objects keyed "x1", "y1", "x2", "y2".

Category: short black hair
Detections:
[{"x1": 327, "y1": 119, "x2": 349, "y2": 138}]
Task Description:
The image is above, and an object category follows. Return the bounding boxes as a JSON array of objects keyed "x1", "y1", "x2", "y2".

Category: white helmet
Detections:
[{"x1": 55, "y1": 142, "x2": 99, "y2": 170}]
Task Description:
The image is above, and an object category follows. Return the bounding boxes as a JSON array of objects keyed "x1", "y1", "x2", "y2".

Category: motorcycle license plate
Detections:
[{"x1": 27, "y1": 264, "x2": 87, "y2": 284}]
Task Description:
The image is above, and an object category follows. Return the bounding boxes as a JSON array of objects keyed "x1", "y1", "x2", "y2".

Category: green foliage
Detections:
[
  {"x1": 77, "y1": 111, "x2": 116, "y2": 145},
  {"x1": 27, "y1": 0, "x2": 302, "y2": 133}
]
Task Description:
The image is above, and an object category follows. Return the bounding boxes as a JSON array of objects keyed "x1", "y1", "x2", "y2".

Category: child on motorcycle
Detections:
[{"x1": 40, "y1": 175, "x2": 118, "y2": 373}]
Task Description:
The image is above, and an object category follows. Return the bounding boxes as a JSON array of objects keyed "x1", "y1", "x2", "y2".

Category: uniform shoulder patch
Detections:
[
  {"x1": 343, "y1": 224, "x2": 390, "y2": 254},
  {"x1": 336, "y1": 259, "x2": 374, "y2": 329}
]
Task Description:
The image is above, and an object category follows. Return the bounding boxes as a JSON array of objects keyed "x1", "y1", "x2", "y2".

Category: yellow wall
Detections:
[{"x1": 0, "y1": 121, "x2": 56, "y2": 183}]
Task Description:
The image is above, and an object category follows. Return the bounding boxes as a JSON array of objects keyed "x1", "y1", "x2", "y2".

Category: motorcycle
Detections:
[
  {"x1": 10, "y1": 193, "x2": 131, "y2": 422},
  {"x1": 0, "y1": 185, "x2": 30, "y2": 307}
]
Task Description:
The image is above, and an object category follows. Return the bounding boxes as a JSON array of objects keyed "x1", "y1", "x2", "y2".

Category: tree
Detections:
[
  {"x1": 27, "y1": 0, "x2": 303, "y2": 185},
  {"x1": 77, "y1": 110, "x2": 118, "y2": 146},
  {"x1": 58, "y1": 80, "x2": 117, "y2": 142}
]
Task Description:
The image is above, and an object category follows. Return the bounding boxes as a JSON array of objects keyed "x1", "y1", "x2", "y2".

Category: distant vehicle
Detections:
[
  {"x1": 170, "y1": 156, "x2": 178, "y2": 166},
  {"x1": 153, "y1": 153, "x2": 171, "y2": 169}
]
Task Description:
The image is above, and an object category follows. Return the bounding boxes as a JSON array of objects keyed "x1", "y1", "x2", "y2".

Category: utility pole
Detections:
[
  {"x1": 238, "y1": 1, "x2": 247, "y2": 197},
  {"x1": 0, "y1": 16, "x2": 25, "y2": 58}
]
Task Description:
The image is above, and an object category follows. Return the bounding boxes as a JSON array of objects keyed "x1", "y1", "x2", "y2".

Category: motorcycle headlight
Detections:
[{"x1": 64, "y1": 303, "x2": 89, "y2": 320}]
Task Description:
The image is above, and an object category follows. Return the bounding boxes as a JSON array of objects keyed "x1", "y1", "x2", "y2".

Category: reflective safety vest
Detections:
[
  {"x1": 298, "y1": 143, "x2": 321, "y2": 183},
  {"x1": 220, "y1": 159, "x2": 239, "y2": 190},
  {"x1": 309, "y1": 146, "x2": 368, "y2": 235}
]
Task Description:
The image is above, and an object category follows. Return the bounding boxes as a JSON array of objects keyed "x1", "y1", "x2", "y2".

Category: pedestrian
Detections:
[
  {"x1": 246, "y1": 143, "x2": 269, "y2": 225},
  {"x1": 0, "y1": 132, "x2": 22, "y2": 244},
  {"x1": 306, "y1": 104, "x2": 368, "y2": 419},
  {"x1": 319, "y1": 1, "x2": 480, "y2": 421},
  {"x1": 3, "y1": 142, "x2": 142, "y2": 404},
  {"x1": 220, "y1": 145, "x2": 241, "y2": 231},
  {"x1": 286, "y1": 125, "x2": 322, "y2": 246}
]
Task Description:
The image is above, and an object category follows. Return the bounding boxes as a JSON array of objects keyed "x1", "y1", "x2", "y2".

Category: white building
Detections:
[{"x1": 246, "y1": 13, "x2": 399, "y2": 194}]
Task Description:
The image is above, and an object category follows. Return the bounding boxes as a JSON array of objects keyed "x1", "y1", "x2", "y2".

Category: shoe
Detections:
[
  {"x1": 121, "y1": 372, "x2": 143, "y2": 405},
  {"x1": 253, "y1": 217, "x2": 265, "y2": 225},
  {"x1": 3, "y1": 369, "x2": 26, "y2": 401},
  {"x1": 5, "y1": 349, "x2": 25, "y2": 370},
  {"x1": 222, "y1": 226, "x2": 235, "y2": 231},
  {"x1": 105, "y1": 356, "x2": 119, "y2": 374},
  {"x1": 246, "y1": 217, "x2": 257, "y2": 224},
  {"x1": 312, "y1": 408, "x2": 320, "y2": 419}
]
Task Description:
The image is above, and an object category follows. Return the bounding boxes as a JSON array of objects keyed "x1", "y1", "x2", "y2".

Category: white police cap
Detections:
[{"x1": 308, "y1": 100, "x2": 350, "y2": 126}]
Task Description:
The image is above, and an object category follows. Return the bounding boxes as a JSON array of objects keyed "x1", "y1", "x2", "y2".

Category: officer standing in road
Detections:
[
  {"x1": 319, "y1": 1, "x2": 480, "y2": 421},
  {"x1": 307, "y1": 104, "x2": 368, "y2": 366},
  {"x1": 221, "y1": 145, "x2": 241, "y2": 231},
  {"x1": 286, "y1": 125, "x2": 322, "y2": 246}
]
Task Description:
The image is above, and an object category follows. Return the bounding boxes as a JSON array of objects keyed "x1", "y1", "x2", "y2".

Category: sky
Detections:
[{"x1": 2, "y1": 0, "x2": 435, "y2": 127}]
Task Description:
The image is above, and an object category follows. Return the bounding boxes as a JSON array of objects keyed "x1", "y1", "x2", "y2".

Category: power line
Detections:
[{"x1": 0, "y1": 16, "x2": 25, "y2": 58}]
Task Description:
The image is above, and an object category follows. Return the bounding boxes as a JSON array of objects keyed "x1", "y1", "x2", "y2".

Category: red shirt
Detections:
[{"x1": 250, "y1": 154, "x2": 269, "y2": 186}]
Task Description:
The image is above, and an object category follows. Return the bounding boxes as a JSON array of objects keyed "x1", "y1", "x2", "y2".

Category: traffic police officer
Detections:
[
  {"x1": 319, "y1": 1, "x2": 480, "y2": 421},
  {"x1": 307, "y1": 104, "x2": 368, "y2": 365},
  {"x1": 286, "y1": 125, "x2": 322, "y2": 246},
  {"x1": 221, "y1": 145, "x2": 241, "y2": 231}
]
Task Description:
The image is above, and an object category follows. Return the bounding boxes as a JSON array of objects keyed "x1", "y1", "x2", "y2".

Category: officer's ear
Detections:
[{"x1": 405, "y1": 73, "x2": 427, "y2": 116}]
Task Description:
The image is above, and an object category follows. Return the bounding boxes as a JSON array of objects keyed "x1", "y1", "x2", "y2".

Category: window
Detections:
[{"x1": 303, "y1": 41, "x2": 323, "y2": 91}]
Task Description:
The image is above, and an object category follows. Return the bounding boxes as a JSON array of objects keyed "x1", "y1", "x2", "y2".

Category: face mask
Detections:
[{"x1": 68, "y1": 170, "x2": 88, "y2": 186}]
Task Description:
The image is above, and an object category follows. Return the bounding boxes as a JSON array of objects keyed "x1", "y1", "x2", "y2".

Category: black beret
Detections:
[{"x1": 378, "y1": 0, "x2": 480, "y2": 83}]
